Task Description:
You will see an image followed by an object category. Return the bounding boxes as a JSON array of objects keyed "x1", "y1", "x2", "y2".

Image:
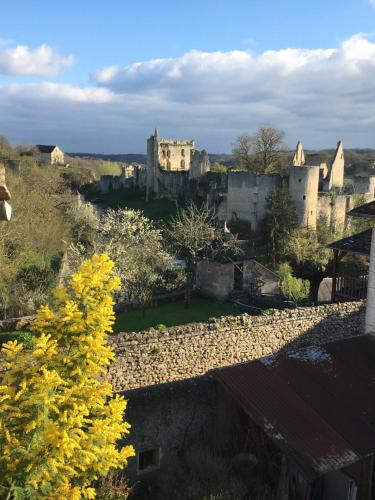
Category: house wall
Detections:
[
  {"x1": 226, "y1": 171, "x2": 281, "y2": 230},
  {"x1": 51, "y1": 147, "x2": 64, "y2": 165},
  {"x1": 196, "y1": 260, "x2": 234, "y2": 300},
  {"x1": 108, "y1": 301, "x2": 365, "y2": 392},
  {"x1": 123, "y1": 377, "x2": 220, "y2": 478}
]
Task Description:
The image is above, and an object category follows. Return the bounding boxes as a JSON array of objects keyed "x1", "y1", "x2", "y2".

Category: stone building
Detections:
[
  {"x1": 196, "y1": 243, "x2": 280, "y2": 301},
  {"x1": 146, "y1": 128, "x2": 210, "y2": 199},
  {"x1": 35, "y1": 144, "x2": 64, "y2": 165},
  {"x1": 226, "y1": 140, "x2": 375, "y2": 231}
]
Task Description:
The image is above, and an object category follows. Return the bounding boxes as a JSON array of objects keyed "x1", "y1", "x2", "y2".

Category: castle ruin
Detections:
[
  {"x1": 146, "y1": 128, "x2": 210, "y2": 200},
  {"x1": 226, "y1": 140, "x2": 375, "y2": 231}
]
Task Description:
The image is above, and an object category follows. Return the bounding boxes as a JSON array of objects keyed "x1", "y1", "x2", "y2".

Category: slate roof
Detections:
[
  {"x1": 328, "y1": 228, "x2": 372, "y2": 257},
  {"x1": 347, "y1": 200, "x2": 375, "y2": 218},
  {"x1": 35, "y1": 145, "x2": 57, "y2": 153},
  {"x1": 212, "y1": 335, "x2": 375, "y2": 481}
]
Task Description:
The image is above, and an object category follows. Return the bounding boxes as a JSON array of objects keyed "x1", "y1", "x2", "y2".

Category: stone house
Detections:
[
  {"x1": 35, "y1": 144, "x2": 64, "y2": 165},
  {"x1": 196, "y1": 243, "x2": 280, "y2": 301}
]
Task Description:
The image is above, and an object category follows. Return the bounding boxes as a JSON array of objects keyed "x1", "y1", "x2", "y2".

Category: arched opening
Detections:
[{"x1": 181, "y1": 159, "x2": 185, "y2": 169}]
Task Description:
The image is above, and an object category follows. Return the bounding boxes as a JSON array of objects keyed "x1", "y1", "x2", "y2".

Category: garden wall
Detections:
[{"x1": 108, "y1": 300, "x2": 365, "y2": 392}]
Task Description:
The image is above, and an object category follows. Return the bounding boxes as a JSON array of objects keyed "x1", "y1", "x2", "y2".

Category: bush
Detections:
[{"x1": 96, "y1": 471, "x2": 134, "y2": 499}]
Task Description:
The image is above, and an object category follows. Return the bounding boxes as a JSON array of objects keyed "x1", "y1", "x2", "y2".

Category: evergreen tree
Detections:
[{"x1": 263, "y1": 183, "x2": 298, "y2": 267}]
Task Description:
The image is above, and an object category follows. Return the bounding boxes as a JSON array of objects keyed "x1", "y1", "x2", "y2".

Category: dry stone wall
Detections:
[{"x1": 108, "y1": 301, "x2": 365, "y2": 392}]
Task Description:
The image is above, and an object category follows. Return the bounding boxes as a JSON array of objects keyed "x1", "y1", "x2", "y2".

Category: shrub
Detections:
[{"x1": 0, "y1": 254, "x2": 135, "y2": 498}]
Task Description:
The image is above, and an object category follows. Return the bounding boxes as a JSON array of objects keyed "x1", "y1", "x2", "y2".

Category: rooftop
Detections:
[
  {"x1": 328, "y1": 228, "x2": 372, "y2": 257},
  {"x1": 35, "y1": 144, "x2": 57, "y2": 153},
  {"x1": 212, "y1": 335, "x2": 375, "y2": 481},
  {"x1": 347, "y1": 200, "x2": 375, "y2": 218}
]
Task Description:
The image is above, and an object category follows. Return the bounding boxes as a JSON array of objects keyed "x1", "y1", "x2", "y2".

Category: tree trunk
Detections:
[
  {"x1": 184, "y1": 264, "x2": 195, "y2": 308},
  {"x1": 309, "y1": 277, "x2": 323, "y2": 304}
]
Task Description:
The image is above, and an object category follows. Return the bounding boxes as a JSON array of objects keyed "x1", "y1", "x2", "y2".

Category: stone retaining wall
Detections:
[{"x1": 108, "y1": 301, "x2": 365, "y2": 392}]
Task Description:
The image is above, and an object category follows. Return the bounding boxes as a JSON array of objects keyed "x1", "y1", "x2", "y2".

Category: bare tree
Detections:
[
  {"x1": 233, "y1": 126, "x2": 286, "y2": 173},
  {"x1": 232, "y1": 133, "x2": 255, "y2": 171},
  {"x1": 168, "y1": 203, "x2": 242, "y2": 306},
  {"x1": 254, "y1": 125, "x2": 286, "y2": 173}
]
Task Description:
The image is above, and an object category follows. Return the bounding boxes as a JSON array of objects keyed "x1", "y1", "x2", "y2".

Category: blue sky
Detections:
[{"x1": 1, "y1": 0, "x2": 375, "y2": 152}]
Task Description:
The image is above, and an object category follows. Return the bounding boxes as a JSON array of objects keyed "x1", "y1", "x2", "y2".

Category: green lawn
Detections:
[
  {"x1": 88, "y1": 191, "x2": 181, "y2": 223},
  {"x1": 113, "y1": 298, "x2": 237, "y2": 333}
]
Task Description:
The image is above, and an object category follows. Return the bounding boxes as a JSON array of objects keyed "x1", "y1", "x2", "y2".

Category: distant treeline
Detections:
[{"x1": 68, "y1": 149, "x2": 375, "y2": 175}]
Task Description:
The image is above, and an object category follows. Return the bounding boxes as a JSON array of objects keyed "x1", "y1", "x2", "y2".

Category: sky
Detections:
[{"x1": 1, "y1": 0, "x2": 375, "y2": 153}]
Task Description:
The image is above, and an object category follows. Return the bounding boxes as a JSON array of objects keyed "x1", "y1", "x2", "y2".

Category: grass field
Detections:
[
  {"x1": 113, "y1": 298, "x2": 237, "y2": 333},
  {"x1": 88, "y1": 191, "x2": 181, "y2": 223}
]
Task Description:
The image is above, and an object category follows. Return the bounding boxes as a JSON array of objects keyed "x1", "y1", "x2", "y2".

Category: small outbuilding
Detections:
[
  {"x1": 212, "y1": 334, "x2": 375, "y2": 500},
  {"x1": 196, "y1": 242, "x2": 280, "y2": 301},
  {"x1": 35, "y1": 144, "x2": 64, "y2": 165}
]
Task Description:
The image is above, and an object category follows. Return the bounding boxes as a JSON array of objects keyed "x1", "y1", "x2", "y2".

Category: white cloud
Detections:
[
  {"x1": 6, "y1": 82, "x2": 116, "y2": 103},
  {"x1": 0, "y1": 43, "x2": 74, "y2": 77},
  {"x1": 2, "y1": 34, "x2": 375, "y2": 152}
]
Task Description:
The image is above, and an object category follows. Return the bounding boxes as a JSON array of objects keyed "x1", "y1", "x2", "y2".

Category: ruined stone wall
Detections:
[
  {"x1": 189, "y1": 149, "x2": 210, "y2": 179},
  {"x1": 158, "y1": 139, "x2": 194, "y2": 171},
  {"x1": 156, "y1": 169, "x2": 189, "y2": 199},
  {"x1": 226, "y1": 171, "x2": 281, "y2": 230},
  {"x1": 317, "y1": 194, "x2": 348, "y2": 230},
  {"x1": 108, "y1": 301, "x2": 364, "y2": 392}
]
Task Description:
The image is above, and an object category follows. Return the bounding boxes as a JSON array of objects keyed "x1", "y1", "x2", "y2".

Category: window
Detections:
[
  {"x1": 298, "y1": 178, "x2": 302, "y2": 183},
  {"x1": 167, "y1": 160, "x2": 171, "y2": 170},
  {"x1": 167, "y1": 150, "x2": 171, "y2": 158},
  {"x1": 138, "y1": 448, "x2": 161, "y2": 473},
  {"x1": 303, "y1": 195, "x2": 306, "y2": 200},
  {"x1": 162, "y1": 150, "x2": 166, "y2": 158},
  {"x1": 181, "y1": 148, "x2": 185, "y2": 156},
  {"x1": 181, "y1": 159, "x2": 185, "y2": 169}
]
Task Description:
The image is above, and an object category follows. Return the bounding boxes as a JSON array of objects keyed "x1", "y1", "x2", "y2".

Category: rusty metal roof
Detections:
[
  {"x1": 328, "y1": 228, "x2": 371, "y2": 256},
  {"x1": 211, "y1": 335, "x2": 375, "y2": 481}
]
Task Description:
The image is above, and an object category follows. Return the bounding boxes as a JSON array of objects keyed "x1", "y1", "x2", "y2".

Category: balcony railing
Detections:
[{"x1": 333, "y1": 274, "x2": 368, "y2": 301}]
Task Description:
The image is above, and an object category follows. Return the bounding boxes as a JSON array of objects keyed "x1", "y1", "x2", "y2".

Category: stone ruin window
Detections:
[
  {"x1": 303, "y1": 195, "x2": 306, "y2": 200},
  {"x1": 162, "y1": 150, "x2": 166, "y2": 158},
  {"x1": 137, "y1": 448, "x2": 161, "y2": 473},
  {"x1": 298, "y1": 178, "x2": 302, "y2": 183},
  {"x1": 167, "y1": 160, "x2": 171, "y2": 170},
  {"x1": 181, "y1": 148, "x2": 185, "y2": 157},
  {"x1": 181, "y1": 159, "x2": 185, "y2": 169},
  {"x1": 167, "y1": 150, "x2": 171, "y2": 158}
]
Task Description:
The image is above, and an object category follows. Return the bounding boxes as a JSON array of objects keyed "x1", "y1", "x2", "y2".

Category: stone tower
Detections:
[
  {"x1": 293, "y1": 141, "x2": 306, "y2": 166},
  {"x1": 289, "y1": 165, "x2": 320, "y2": 229}
]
